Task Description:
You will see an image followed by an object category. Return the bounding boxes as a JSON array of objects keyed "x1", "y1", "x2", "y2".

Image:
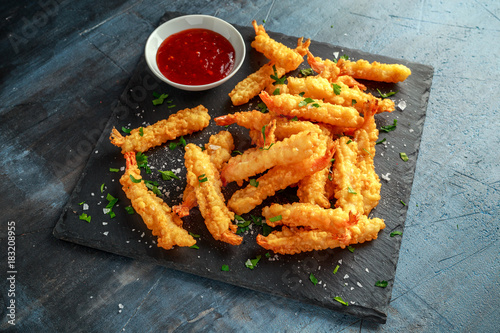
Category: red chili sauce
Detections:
[{"x1": 156, "y1": 28, "x2": 235, "y2": 85}]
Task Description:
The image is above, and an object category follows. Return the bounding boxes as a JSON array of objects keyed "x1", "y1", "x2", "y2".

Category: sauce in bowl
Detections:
[{"x1": 156, "y1": 28, "x2": 236, "y2": 86}]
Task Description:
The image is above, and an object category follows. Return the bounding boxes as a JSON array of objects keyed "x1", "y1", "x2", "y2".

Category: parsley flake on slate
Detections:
[
  {"x1": 400, "y1": 152, "x2": 409, "y2": 162},
  {"x1": 376, "y1": 138, "x2": 386, "y2": 145},
  {"x1": 125, "y1": 206, "x2": 135, "y2": 214},
  {"x1": 152, "y1": 92, "x2": 169, "y2": 105},
  {"x1": 189, "y1": 232, "x2": 200, "y2": 238},
  {"x1": 109, "y1": 168, "x2": 120, "y2": 172},
  {"x1": 309, "y1": 273, "x2": 318, "y2": 285},
  {"x1": 299, "y1": 68, "x2": 314, "y2": 77},
  {"x1": 159, "y1": 170, "x2": 179, "y2": 181},
  {"x1": 79, "y1": 213, "x2": 91, "y2": 223},
  {"x1": 333, "y1": 296, "x2": 348, "y2": 306},
  {"x1": 144, "y1": 180, "x2": 161, "y2": 196},
  {"x1": 257, "y1": 102, "x2": 268, "y2": 113},
  {"x1": 333, "y1": 265, "x2": 340, "y2": 274},
  {"x1": 401, "y1": 200, "x2": 407, "y2": 206},
  {"x1": 245, "y1": 255, "x2": 262, "y2": 270},
  {"x1": 106, "y1": 193, "x2": 119, "y2": 218},
  {"x1": 390, "y1": 231, "x2": 403, "y2": 237},
  {"x1": 332, "y1": 83, "x2": 342, "y2": 95},
  {"x1": 100, "y1": 183, "x2": 105, "y2": 193},
  {"x1": 380, "y1": 119, "x2": 397, "y2": 132},
  {"x1": 190, "y1": 245, "x2": 199, "y2": 250},
  {"x1": 375, "y1": 280, "x2": 388, "y2": 288},
  {"x1": 221, "y1": 265, "x2": 229, "y2": 272},
  {"x1": 347, "y1": 245, "x2": 355, "y2": 253},
  {"x1": 136, "y1": 152, "x2": 151, "y2": 173},
  {"x1": 377, "y1": 88, "x2": 398, "y2": 99},
  {"x1": 121, "y1": 127, "x2": 131, "y2": 134},
  {"x1": 340, "y1": 54, "x2": 349, "y2": 61}
]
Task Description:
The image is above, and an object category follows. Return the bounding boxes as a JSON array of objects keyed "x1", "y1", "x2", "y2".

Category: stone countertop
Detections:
[{"x1": 1, "y1": 0, "x2": 498, "y2": 331}]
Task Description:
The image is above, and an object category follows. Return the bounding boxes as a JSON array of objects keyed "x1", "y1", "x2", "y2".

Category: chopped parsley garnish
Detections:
[
  {"x1": 198, "y1": 174, "x2": 208, "y2": 183},
  {"x1": 333, "y1": 296, "x2": 348, "y2": 306},
  {"x1": 100, "y1": 183, "x2": 105, "y2": 193},
  {"x1": 109, "y1": 168, "x2": 120, "y2": 172},
  {"x1": 298, "y1": 97, "x2": 320, "y2": 108},
  {"x1": 332, "y1": 83, "x2": 342, "y2": 95},
  {"x1": 79, "y1": 201, "x2": 86, "y2": 205},
  {"x1": 189, "y1": 232, "x2": 200, "y2": 238},
  {"x1": 309, "y1": 273, "x2": 318, "y2": 285},
  {"x1": 159, "y1": 170, "x2": 179, "y2": 181},
  {"x1": 352, "y1": 99, "x2": 357, "y2": 106},
  {"x1": 380, "y1": 119, "x2": 397, "y2": 132},
  {"x1": 376, "y1": 138, "x2": 386, "y2": 145},
  {"x1": 390, "y1": 231, "x2": 403, "y2": 237},
  {"x1": 291, "y1": 116, "x2": 298, "y2": 121},
  {"x1": 129, "y1": 175, "x2": 142, "y2": 183},
  {"x1": 179, "y1": 136, "x2": 187, "y2": 147},
  {"x1": 190, "y1": 244, "x2": 199, "y2": 250},
  {"x1": 221, "y1": 265, "x2": 229, "y2": 272},
  {"x1": 260, "y1": 143, "x2": 275, "y2": 151},
  {"x1": 340, "y1": 54, "x2": 349, "y2": 61},
  {"x1": 168, "y1": 136, "x2": 187, "y2": 150},
  {"x1": 265, "y1": 252, "x2": 271, "y2": 258},
  {"x1": 262, "y1": 222, "x2": 272, "y2": 237},
  {"x1": 299, "y1": 68, "x2": 314, "y2": 77},
  {"x1": 139, "y1": 127, "x2": 144, "y2": 137},
  {"x1": 106, "y1": 193, "x2": 119, "y2": 218},
  {"x1": 375, "y1": 280, "x2": 388, "y2": 288},
  {"x1": 377, "y1": 88, "x2": 398, "y2": 99},
  {"x1": 152, "y1": 92, "x2": 169, "y2": 105},
  {"x1": 269, "y1": 215, "x2": 282, "y2": 222},
  {"x1": 257, "y1": 102, "x2": 268, "y2": 113},
  {"x1": 347, "y1": 245, "x2": 355, "y2": 253},
  {"x1": 261, "y1": 125, "x2": 268, "y2": 146},
  {"x1": 245, "y1": 255, "x2": 262, "y2": 270},
  {"x1": 333, "y1": 265, "x2": 340, "y2": 274},
  {"x1": 273, "y1": 88, "x2": 280, "y2": 95},
  {"x1": 235, "y1": 215, "x2": 252, "y2": 234},
  {"x1": 363, "y1": 148, "x2": 370, "y2": 155},
  {"x1": 346, "y1": 139, "x2": 352, "y2": 144},
  {"x1": 298, "y1": 92, "x2": 305, "y2": 97},
  {"x1": 400, "y1": 152, "x2": 409, "y2": 162},
  {"x1": 121, "y1": 127, "x2": 131, "y2": 134},
  {"x1": 232, "y1": 150, "x2": 243, "y2": 156},
  {"x1": 400, "y1": 200, "x2": 407, "y2": 206},
  {"x1": 270, "y1": 65, "x2": 286, "y2": 85},
  {"x1": 125, "y1": 206, "x2": 135, "y2": 214},
  {"x1": 144, "y1": 180, "x2": 161, "y2": 196},
  {"x1": 250, "y1": 179, "x2": 259, "y2": 187},
  {"x1": 79, "y1": 213, "x2": 91, "y2": 223},
  {"x1": 347, "y1": 186, "x2": 357, "y2": 194},
  {"x1": 136, "y1": 152, "x2": 151, "y2": 173}
]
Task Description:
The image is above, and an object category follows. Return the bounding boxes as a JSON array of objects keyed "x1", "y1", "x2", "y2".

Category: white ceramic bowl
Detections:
[{"x1": 145, "y1": 15, "x2": 245, "y2": 91}]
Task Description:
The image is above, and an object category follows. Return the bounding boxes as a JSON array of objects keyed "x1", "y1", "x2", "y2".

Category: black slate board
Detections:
[{"x1": 53, "y1": 11, "x2": 433, "y2": 323}]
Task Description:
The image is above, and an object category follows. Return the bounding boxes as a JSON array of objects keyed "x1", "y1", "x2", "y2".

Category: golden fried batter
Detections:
[
  {"x1": 120, "y1": 152, "x2": 196, "y2": 249},
  {"x1": 337, "y1": 58, "x2": 411, "y2": 83},
  {"x1": 184, "y1": 144, "x2": 242, "y2": 245},
  {"x1": 110, "y1": 105, "x2": 210, "y2": 153}
]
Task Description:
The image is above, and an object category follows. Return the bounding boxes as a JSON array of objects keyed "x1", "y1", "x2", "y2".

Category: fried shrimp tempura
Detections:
[
  {"x1": 110, "y1": 105, "x2": 210, "y2": 153},
  {"x1": 337, "y1": 58, "x2": 411, "y2": 83},
  {"x1": 297, "y1": 162, "x2": 332, "y2": 208},
  {"x1": 307, "y1": 50, "x2": 340, "y2": 81},
  {"x1": 214, "y1": 110, "x2": 273, "y2": 131},
  {"x1": 227, "y1": 138, "x2": 336, "y2": 215},
  {"x1": 286, "y1": 76, "x2": 395, "y2": 113},
  {"x1": 228, "y1": 62, "x2": 286, "y2": 106},
  {"x1": 259, "y1": 91, "x2": 364, "y2": 128},
  {"x1": 221, "y1": 130, "x2": 324, "y2": 185},
  {"x1": 173, "y1": 131, "x2": 234, "y2": 218},
  {"x1": 120, "y1": 152, "x2": 196, "y2": 249},
  {"x1": 256, "y1": 211, "x2": 385, "y2": 255},
  {"x1": 184, "y1": 144, "x2": 242, "y2": 245},
  {"x1": 251, "y1": 20, "x2": 308, "y2": 72}
]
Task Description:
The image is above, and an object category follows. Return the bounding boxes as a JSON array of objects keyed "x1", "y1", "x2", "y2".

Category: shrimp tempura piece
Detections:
[
  {"x1": 120, "y1": 152, "x2": 196, "y2": 249},
  {"x1": 221, "y1": 130, "x2": 325, "y2": 185},
  {"x1": 214, "y1": 110, "x2": 273, "y2": 131},
  {"x1": 286, "y1": 76, "x2": 395, "y2": 113},
  {"x1": 184, "y1": 144, "x2": 242, "y2": 245},
  {"x1": 307, "y1": 50, "x2": 340, "y2": 81},
  {"x1": 256, "y1": 211, "x2": 385, "y2": 255},
  {"x1": 251, "y1": 20, "x2": 306, "y2": 72},
  {"x1": 297, "y1": 162, "x2": 332, "y2": 208},
  {"x1": 337, "y1": 58, "x2": 411, "y2": 83},
  {"x1": 227, "y1": 138, "x2": 336, "y2": 215},
  {"x1": 259, "y1": 91, "x2": 364, "y2": 128},
  {"x1": 110, "y1": 105, "x2": 210, "y2": 153},
  {"x1": 173, "y1": 131, "x2": 234, "y2": 218}
]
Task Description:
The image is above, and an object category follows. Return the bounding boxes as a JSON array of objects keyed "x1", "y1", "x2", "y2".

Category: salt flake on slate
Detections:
[
  {"x1": 398, "y1": 100, "x2": 407, "y2": 110},
  {"x1": 365, "y1": 268, "x2": 370, "y2": 273},
  {"x1": 357, "y1": 282, "x2": 363, "y2": 288},
  {"x1": 344, "y1": 274, "x2": 349, "y2": 279},
  {"x1": 103, "y1": 231, "x2": 109, "y2": 236},
  {"x1": 82, "y1": 203, "x2": 89, "y2": 211},
  {"x1": 381, "y1": 173, "x2": 391, "y2": 182}
]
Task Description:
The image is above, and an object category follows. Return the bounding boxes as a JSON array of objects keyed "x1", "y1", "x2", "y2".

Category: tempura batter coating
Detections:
[
  {"x1": 184, "y1": 144, "x2": 242, "y2": 245},
  {"x1": 337, "y1": 58, "x2": 411, "y2": 83},
  {"x1": 227, "y1": 138, "x2": 336, "y2": 215},
  {"x1": 259, "y1": 91, "x2": 364, "y2": 128},
  {"x1": 286, "y1": 76, "x2": 394, "y2": 113},
  {"x1": 120, "y1": 152, "x2": 196, "y2": 249},
  {"x1": 110, "y1": 105, "x2": 210, "y2": 153},
  {"x1": 297, "y1": 162, "x2": 332, "y2": 208},
  {"x1": 228, "y1": 62, "x2": 286, "y2": 106},
  {"x1": 251, "y1": 20, "x2": 307, "y2": 72},
  {"x1": 256, "y1": 211, "x2": 385, "y2": 255},
  {"x1": 214, "y1": 110, "x2": 273, "y2": 131},
  {"x1": 173, "y1": 131, "x2": 234, "y2": 218},
  {"x1": 307, "y1": 51, "x2": 340, "y2": 81},
  {"x1": 221, "y1": 130, "x2": 324, "y2": 185}
]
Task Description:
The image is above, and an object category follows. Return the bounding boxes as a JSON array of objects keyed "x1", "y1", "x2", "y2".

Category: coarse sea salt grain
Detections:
[
  {"x1": 398, "y1": 100, "x2": 407, "y2": 110},
  {"x1": 82, "y1": 203, "x2": 89, "y2": 211},
  {"x1": 357, "y1": 282, "x2": 363, "y2": 288},
  {"x1": 103, "y1": 231, "x2": 109, "y2": 236},
  {"x1": 344, "y1": 274, "x2": 349, "y2": 279},
  {"x1": 333, "y1": 51, "x2": 339, "y2": 59},
  {"x1": 381, "y1": 173, "x2": 391, "y2": 182}
]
